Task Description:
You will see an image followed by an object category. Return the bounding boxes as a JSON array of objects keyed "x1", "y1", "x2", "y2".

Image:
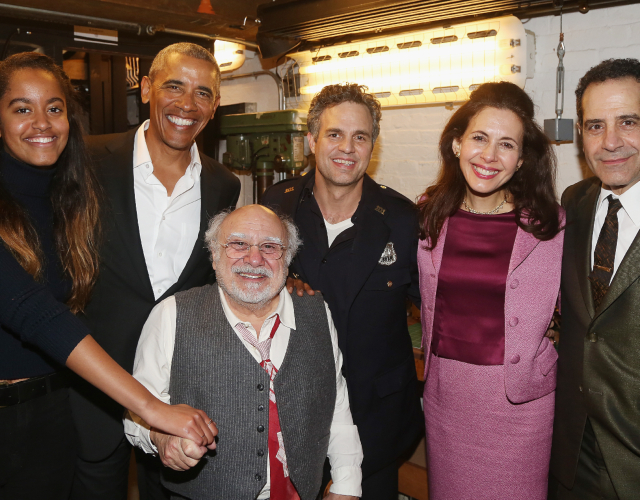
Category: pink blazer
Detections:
[{"x1": 418, "y1": 209, "x2": 565, "y2": 404}]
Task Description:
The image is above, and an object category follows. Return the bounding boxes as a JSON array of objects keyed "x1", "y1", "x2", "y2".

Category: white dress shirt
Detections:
[
  {"x1": 124, "y1": 286, "x2": 363, "y2": 498},
  {"x1": 133, "y1": 120, "x2": 202, "y2": 299},
  {"x1": 591, "y1": 181, "x2": 640, "y2": 280}
]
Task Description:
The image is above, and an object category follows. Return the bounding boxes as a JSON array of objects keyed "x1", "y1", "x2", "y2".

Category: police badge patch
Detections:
[{"x1": 379, "y1": 242, "x2": 397, "y2": 265}]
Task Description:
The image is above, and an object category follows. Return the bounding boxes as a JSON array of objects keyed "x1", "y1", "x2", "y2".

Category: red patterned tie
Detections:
[
  {"x1": 237, "y1": 315, "x2": 300, "y2": 500},
  {"x1": 589, "y1": 195, "x2": 623, "y2": 310}
]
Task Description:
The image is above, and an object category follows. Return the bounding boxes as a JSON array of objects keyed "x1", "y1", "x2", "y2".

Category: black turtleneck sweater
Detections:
[{"x1": 0, "y1": 151, "x2": 89, "y2": 379}]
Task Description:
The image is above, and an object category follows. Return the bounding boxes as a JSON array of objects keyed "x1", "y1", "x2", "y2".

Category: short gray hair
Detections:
[
  {"x1": 149, "y1": 42, "x2": 221, "y2": 97},
  {"x1": 205, "y1": 207, "x2": 301, "y2": 266}
]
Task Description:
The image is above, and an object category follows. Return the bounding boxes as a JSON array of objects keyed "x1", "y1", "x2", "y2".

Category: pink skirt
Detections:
[{"x1": 423, "y1": 354, "x2": 554, "y2": 500}]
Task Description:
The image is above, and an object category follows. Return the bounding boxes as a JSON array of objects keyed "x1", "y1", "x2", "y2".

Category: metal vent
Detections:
[
  {"x1": 258, "y1": 0, "x2": 555, "y2": 43},
  {"x1": 397, "y1": 41, "x2": 422, "y2": 49},
  {"x1": 312, "y1": 55, "x2": 332, "y2": 62},
  {"x1": 366, "y1": 45, "x2": 390, "y2": 54},
  {"x1": 467, "y1": 29, "x2": 498, "y2": 39},
  {"x1": 399, "y1": 89, "x2": 424, "y2": 97},
  {"x1": 431, "y1": 35, "x2": 458, "y2": 44},
  {"x1": 433, "y1": 86, "x2": 460, "y2": 94},
  {"x1": 338, "y1": 50, "x2": 360, "y2": 58}
]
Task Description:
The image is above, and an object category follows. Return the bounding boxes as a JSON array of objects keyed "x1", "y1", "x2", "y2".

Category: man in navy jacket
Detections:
[{"x1": 262, "y1": 83, "x2": 422, "y2": 500}]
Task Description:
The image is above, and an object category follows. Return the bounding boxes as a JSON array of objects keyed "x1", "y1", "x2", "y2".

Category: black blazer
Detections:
[
  {"x1": 550, "y1": 177, "x2": 640, "y2": 499},
  {"x1": 262, "y1": 171, "x2": 423, "y2": 476},
  {"x1": 70, "y1": 129, "x2": 240, "y2": 461}
]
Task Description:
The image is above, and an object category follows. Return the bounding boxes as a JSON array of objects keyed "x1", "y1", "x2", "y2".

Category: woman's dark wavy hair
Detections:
[
  {"x1": 417, "y1": 81, "x2": 559, "y2": 248},
  {"x1": 0, "y1": 52, "x2": 101, "y2": 313}
]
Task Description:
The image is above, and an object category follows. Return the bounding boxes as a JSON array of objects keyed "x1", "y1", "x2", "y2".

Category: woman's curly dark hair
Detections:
[{"x1": 417, "y1": 81, "x2": 560, "y2": 248}]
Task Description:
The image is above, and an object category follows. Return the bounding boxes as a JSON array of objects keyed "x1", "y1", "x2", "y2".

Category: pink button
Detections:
[
  {"x1": 511, "y1": 354, "x2": 520, "y2": 364},
  {"x1": 509, "y1": 317, "x2": 519, "y2": 327}
]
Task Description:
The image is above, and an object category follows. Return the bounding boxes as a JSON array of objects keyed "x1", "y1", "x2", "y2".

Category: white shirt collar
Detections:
[
  {"x1": 132, "y1": 120, "x2": 202, "y2": 181},
  {"x1": 217, "y1": 285, "x2": 297, "y2": 332},
  {"x1": 597, "y1": 180, "x2": 640, "y2": 226}
]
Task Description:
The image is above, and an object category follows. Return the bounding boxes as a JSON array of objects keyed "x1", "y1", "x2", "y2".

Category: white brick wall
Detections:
[
  {"x1": 218, "y1": 5, "x2": 640, "y2": 202},
  {"x1": 219, "y1": 53, "x2": 281, "y2": 112}
]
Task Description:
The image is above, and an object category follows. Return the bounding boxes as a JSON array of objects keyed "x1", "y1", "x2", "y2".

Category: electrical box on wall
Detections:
[{"x1": 544, "y1": 118, "x2": 574, "y2": 142}]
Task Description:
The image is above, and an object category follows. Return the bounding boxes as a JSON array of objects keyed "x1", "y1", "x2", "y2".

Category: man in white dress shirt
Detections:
[
  {"x1": 125, "y1": 205, "x2": 362, "y2": 500},
  {"x1": 70, "y1": 43, "x2": 240, "y2": 500},
  {"x1": 549, "y1": 58, "x2": 640, "y2": 500}
]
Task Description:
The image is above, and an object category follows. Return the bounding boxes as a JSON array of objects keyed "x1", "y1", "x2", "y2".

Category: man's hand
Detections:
[
  {"x1": 151, "y1": 430, "x2": 210, "y2": 471},
  {"x1": 545, "y1": 311, "x2": 560, "y2": 347},
  {"x1": 286, "y1": 277, "x2": 316, "y2": 297},
  {"x1": 144, "y1": 402, "x2": 218, "y2": 448}
]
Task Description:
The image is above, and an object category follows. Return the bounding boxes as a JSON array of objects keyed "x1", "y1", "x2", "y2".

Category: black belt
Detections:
[{"x1": 0, "y1": 371, "x2": 71, "y2": 408}]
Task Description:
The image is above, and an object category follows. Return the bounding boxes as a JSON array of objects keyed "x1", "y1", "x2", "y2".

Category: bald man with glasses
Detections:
[{"x1": 125, "y1": 205, "x2": 363, "y2": 500}]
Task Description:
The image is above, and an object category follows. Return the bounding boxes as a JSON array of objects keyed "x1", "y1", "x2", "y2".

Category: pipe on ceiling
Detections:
[
  {"x1": 0, "y1": 3, "x2": 258, "y2": 50},
  {"x1": 221, "y1": 70, "x2": 285, "y2": 111},
  {"x1": 150, "y1": 26, "x2": 259, "y2": 50}
]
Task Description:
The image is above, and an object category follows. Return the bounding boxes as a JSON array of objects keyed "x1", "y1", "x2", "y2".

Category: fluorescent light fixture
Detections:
[
  {"x1": 214, "y1": 40, "x2": 246, "y2": 72},
  {"x1": 287, "y1": 15, "x2": 534, "y2": 107}
]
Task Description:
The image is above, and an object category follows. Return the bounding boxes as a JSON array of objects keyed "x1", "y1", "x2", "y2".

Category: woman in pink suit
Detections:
[{"x1": 417, "y1": 82, "x2": 564, "y2": 499}]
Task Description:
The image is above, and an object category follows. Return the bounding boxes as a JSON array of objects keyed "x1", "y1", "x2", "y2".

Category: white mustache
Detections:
[{"x1": 231, "y1": 264, "x2": 274, "y2": 278}]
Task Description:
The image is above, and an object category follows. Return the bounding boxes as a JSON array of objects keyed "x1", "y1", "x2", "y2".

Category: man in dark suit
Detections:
[
  {"x1": 549, "y1": 58, "x2": 640, "y2": 500},
  {"x1": 69, "y1": 43, "x2": 240, "y2": 500},
  {"x1": 262, "y1": 83, "x2": 422, "y2": 500}
]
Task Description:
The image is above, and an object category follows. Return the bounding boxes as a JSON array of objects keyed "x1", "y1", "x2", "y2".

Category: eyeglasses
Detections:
[{"x1": 217, "y1": 241, "x2": 286, "y2": 260}]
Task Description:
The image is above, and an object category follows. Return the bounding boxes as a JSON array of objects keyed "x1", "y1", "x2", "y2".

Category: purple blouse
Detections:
[{"x1": 431, "y1": 209, "x2": 518, "y2": 365}]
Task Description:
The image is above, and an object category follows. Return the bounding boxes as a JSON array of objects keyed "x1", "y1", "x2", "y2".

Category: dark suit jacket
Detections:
[
  {"x1": 70, "y1": 129, "x2": 240, "y2": 461},
  {"x1": 550, "y1": 177, "x2": 640, "y2": 499},
  {"x1": 262, "y1": 171, "x2": 423, "y2": 476}
]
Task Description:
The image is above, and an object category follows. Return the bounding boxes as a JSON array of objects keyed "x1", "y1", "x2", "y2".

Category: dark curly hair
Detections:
[
  {"x1": 575, "y1": 58, "x2": 640, "y2": 125},
  {"x1": 307, "y1": 83, "x2": 382, "y2": 143},
  {"x1": 0, "y1": 52, "x2": 101, "y2": 312},
  {"x1": 417, "y1": 81, "x2": 560, "y2": 248}
]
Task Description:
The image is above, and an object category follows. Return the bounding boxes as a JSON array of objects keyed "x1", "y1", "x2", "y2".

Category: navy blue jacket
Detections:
[{"x1": 262, "y1": 170, "x2": 422, "y2": 476}]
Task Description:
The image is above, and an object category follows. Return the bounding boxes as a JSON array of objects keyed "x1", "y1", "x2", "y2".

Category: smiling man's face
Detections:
[
  {"x1": 308, "y1": 101, "x2": 374, "y2": 189},
  {"x1": 213, "y1": 205, "x2": 288, "y2": 309},
  {"x1": 581, "y1": 77, "x2": 640, "y2": 195},
  {"x1": 141, "y1": 52, "x2": 219, "y2": 152}
]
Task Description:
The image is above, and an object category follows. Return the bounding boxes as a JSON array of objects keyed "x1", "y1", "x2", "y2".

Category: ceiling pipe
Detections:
[
  {"x1": 221, "y1": 71, "x2": 285, "y2": 111},
  {"x1": 0, "y1": 3, "x2": 258, "y2": 50},
  {"x1": 150, "y1": 26, "x2": 259, "y2": 50},
  {"x1": 0, "y1": 3, "x2": 144, "y2": 33}
]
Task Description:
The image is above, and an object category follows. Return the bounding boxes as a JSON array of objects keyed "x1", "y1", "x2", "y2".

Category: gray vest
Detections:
[{"x1": 162, "y1": 285, "x2": 336, "y2": 500}]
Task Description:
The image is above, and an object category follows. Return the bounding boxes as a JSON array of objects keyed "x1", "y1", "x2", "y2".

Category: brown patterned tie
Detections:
[{"x1": 589, "y1": 195, "x2": 623, "y2": 310}]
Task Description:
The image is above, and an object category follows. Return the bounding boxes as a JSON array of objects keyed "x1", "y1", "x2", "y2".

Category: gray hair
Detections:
[
  {"x1": 205, "y1": 207, "x2": 301, "y2": 266},
  {"x1": 149, "y1": 42, "x2": 221, "y2": 97}
]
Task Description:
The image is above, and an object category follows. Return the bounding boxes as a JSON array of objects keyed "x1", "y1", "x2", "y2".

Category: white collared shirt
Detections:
[
  {"x1": 124, "y1": 286, "x2": 362, "y2": 498},
  {"x1": 591, "y1": 181, "x2": 640, "y2": 280},
  {"x1": 133, "y1": 120, "x2": 202, "y2": 299}
]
